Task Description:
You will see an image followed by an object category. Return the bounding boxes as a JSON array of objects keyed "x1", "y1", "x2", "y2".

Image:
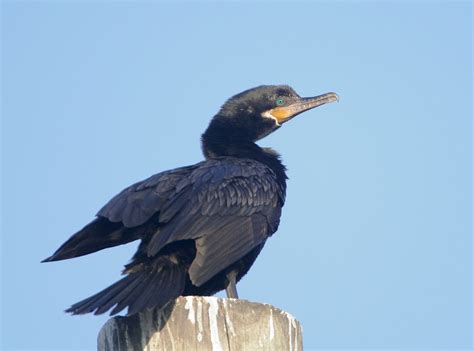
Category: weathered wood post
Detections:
[{"x1": 98, "y1": 296, "x2": 303, "y2": 351}]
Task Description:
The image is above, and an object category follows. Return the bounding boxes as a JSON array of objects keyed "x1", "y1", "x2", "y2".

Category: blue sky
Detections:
[{"x1": 1, "y1": 1, "x2": 472, "y2": 350}]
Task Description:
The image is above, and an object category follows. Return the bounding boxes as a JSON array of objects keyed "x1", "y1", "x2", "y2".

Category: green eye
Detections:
[{"x1": 276, "y1": 98, "x2": 285, "y2": 106}]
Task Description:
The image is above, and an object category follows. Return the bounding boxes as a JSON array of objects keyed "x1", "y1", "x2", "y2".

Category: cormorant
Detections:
[{"x1": 43, "y1": 85, "x2": 338, "y2": 316}]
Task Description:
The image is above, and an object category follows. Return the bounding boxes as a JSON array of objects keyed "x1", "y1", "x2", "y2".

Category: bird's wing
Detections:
[
  {"x1": 96, "y1": 164, "x2": 199, "y2": 227},
  {"x1": 97, "y1": 158, "x2": 285, "y2": 287},
  {"x1": 146, "y1": 158, "x2": 285, "y2": 286}
]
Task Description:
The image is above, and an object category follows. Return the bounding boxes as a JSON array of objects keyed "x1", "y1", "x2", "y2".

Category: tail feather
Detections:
[
  {"x1": 66, "y1": 260, "x2": 186, "y2": 316},
  {"x1": 128, "y1": 266, "x2": 185, "y2": 315},
  {"x1": 106, "y1": 272, "x2": 156, "y2": 315},
  {"x1": 126, "y1": 271, "x2": 163, "y2": 315},
  {"x1": 65, "y1": 275, "x2": 133, "y2": 315},
  {"x1": 92, "y1": 274, "x2": 144, "y2": 315},
  {"x1": 147, "y1": 270, "x2": 186, "y2": 307},
  {"x1": 42, "y1": 217, "x2": 140, "y2": 262}
]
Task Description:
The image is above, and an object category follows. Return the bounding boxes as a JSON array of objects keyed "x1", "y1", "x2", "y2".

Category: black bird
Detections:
[{"x1": 43, "y1": 85, "x2": 338, "y2": 316}]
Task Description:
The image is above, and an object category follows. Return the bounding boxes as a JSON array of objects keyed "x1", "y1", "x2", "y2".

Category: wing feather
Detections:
[
  {"x1": 97, "y1": 165, "x2": 198, "y2": 227},
  {"x1": 95, "y1": 157, "x2": 284, "y2": 289},
  {"x1": 146, "y1": 159, "x2": 285, "y2": 279},
  {"x1": 188, "y1": 213, "x2": 269, "y2": 286}
]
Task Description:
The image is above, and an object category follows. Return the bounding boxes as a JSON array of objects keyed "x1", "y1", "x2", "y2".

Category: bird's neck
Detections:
[{"x1": 201, "y1": 135, "x2": 288, "y2": 188}]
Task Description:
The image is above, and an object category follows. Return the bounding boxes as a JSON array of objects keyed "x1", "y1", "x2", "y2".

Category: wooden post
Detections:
[{"x1": 98, "y1": 296, "x2": 303, "y2": 351}]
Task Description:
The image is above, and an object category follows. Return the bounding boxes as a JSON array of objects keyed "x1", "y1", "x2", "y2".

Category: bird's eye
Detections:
[{"x1": 276, "y1": 99, "x2": 285, "y2": 106}]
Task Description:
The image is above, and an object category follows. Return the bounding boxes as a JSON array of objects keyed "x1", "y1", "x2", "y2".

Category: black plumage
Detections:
[{"x1": 43, "y1": 85, "x2": 338, "y2": 316}]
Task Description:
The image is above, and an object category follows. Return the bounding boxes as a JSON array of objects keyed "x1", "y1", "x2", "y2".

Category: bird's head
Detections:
[{"x1": 202, "y1": 85, "x2": 338, "y2": 157}]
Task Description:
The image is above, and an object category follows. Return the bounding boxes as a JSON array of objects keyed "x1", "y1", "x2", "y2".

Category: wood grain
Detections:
[{"x1": 98, "y1": 296, "x2": 302, "y2": 351}]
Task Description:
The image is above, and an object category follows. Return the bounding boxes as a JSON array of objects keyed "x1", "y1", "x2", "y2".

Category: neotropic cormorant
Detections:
[{"x1": 43, "y1": 85, "x2": 338, "y2": 316}]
